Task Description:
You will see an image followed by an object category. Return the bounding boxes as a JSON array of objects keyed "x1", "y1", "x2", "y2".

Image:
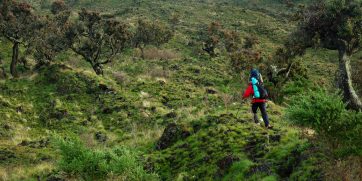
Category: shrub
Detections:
[
  {"x1": 112, "y1": 71, "x2": 129, "y2": 85},
  {"x1": 336, "y1": 112, "x2": 362, "y2": 156},
  {"x1": 286, "y1": 90, "x2": 362, "y2": 156},
  {"x1": 272, "y1": 77, "x2": 314, "y2": 103},
  {"x1": 148, "y1": 65, "x2": 170, "y2": 78},
  {"x1": 286, "y1": 90, "x2": 346, "y2": 136},
  {"x1": 55, "y1": 136, "x2": 159, "y2": 180},
  {"x1": 229, "y1": 49, "x2": 262, "y2": 73}
]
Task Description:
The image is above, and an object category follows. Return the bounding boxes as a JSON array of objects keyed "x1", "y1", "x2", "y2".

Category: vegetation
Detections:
[
  {"x1": 0, "y1": 0, "x2": 361, "y2": 180},
  {"x1": 0, "y1": 0, "x2": 39, "y2": 77},
  {"x1": 284, "y1": 0, "x2": 362, "y2": 110},
  {"x1": 55, "y1": 135, "x2": 158, "y2": 180},
  {"x1": 133, "y1": 19, "x2": 173, "y2": 59},
  {"x1": 287, "y1": 90, "x2": 362, "y2": 156}
]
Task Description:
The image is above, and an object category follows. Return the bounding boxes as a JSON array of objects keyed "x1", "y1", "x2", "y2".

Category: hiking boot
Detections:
[
  {"x1": 266, "y1": 125, "x2": 273, "y2": 129},
  {"x1": 256, "y1": 122, "x2": 261, "y2": 126}
]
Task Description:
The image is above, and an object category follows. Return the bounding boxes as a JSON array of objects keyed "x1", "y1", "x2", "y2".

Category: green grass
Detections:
[
  {"x1": 54, "y1": 135, "x2": 159, "y2": 180},
  {"x1": 0, "y1": 0, "x2": 345, "y2": 180}
]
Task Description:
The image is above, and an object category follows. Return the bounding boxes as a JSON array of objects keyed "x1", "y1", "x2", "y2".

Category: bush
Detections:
[
  {"x1": 55, "y1": 136, "x2": 159, "y2": 180},
  {"x1": 336, "y1": 112, "x2": 362, "y2": 156},
  {"x1": 286, "y1": 90, "x2": 362, "y2": 156},
  {"x1": 286, "y1": 90, "x2": 346, "y2": 136},
  {"x1": 112, "y1": 71, "x2": 129, "y2": 85},
  {"x1": 229, "y1": 49, "x2": 262, "y2": 73}
]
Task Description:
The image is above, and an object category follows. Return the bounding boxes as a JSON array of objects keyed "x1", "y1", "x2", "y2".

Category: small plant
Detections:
[
  {"x1": 221, "y1": 93, "x2": 233, "y2": 110},
  {"x1": 112, "y1": 71, "x2": 129, "y2": 85},
  {"x1": 54, "y1": 136, "x2": 159, "y2": 180}
]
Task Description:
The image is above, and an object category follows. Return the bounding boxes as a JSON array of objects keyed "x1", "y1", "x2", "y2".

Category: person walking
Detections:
[{"x1": 242, "y1": 69, "x2": 273, "y2": 129}]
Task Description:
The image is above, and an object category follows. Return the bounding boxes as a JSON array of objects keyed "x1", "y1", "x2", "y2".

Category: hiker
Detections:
[{"x1": 242, "y1": 69, "x2": 273, "y2": 129}]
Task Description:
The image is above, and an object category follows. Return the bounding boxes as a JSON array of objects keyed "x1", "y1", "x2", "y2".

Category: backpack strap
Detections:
[{"x1": 251, "y1": 77, "x2": 260, "y2": 98}]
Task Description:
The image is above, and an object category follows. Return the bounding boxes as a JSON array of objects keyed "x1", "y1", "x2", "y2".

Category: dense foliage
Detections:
[
  {"x1": 287, "y1": 90, "x2": 362, "y2": 156},
  {"x1": 285, "y1": 0, "x2": 362, "y2": 110}
]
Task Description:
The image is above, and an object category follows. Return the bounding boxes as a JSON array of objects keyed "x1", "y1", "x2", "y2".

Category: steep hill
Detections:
[{"x1": 0, "y1": 0, "x2": 346, "y2": 180}]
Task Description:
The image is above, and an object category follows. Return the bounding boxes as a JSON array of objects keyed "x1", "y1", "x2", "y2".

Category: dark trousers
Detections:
[{"x1": 252, "y1": 102, "x2": 269, "y2": 127}]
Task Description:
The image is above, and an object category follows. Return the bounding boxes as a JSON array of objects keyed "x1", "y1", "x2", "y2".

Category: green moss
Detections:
[
  {"x1": 223, "y1": 159, "x2": 254, "y2": 180},
  {"x1": 148, "y1": 112, "x2": 323, "y2": 180}
]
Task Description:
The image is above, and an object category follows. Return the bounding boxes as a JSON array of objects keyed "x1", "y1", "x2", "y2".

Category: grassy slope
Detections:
[{"x1": 0, "y1": 0, "x2": 339, "y2": 180}]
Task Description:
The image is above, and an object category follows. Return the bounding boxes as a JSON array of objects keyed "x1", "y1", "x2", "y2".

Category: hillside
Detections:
[{"x1": 0, "y1": 0, "x2": 360, "y2": 180}]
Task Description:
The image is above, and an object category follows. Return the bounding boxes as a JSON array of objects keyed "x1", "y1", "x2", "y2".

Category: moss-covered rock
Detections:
[
  {"x1": 148, "y1": 114, "x2": 323, "y2": 180},
  {"x1": 156, "y1": 123, "x2": 191, "y2": 150}
]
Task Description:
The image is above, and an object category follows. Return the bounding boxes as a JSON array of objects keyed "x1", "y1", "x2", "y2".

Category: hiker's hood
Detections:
[{"x1": 250, "y1": 69, "x2": 259, "y2": 79}]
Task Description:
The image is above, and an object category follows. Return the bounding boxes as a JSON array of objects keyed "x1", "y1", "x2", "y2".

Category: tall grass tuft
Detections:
[{"x1": 54, "y1": 136, "x2": 159, "y2": 180}]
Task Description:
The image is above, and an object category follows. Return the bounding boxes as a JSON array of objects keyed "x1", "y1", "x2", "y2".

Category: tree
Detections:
[
  {"x1": 267, "y1": 29, "x2": 310, "y2": 86},
  {"x1": 71, "y1": 9, "x2": 132, "y2": 75},
  {"x1": 133, "y1": 19, "x2": 173, "y2": 59},
  {"x1": 32, "y1": 0, "x2": 75, "y2": 68},
  {"x1": 228, "y1": 35, "x2": 262, "y2": 73},
  {"x1": 243, "y1": 34, "x2": 260, "y2": 49},
  {"x1": 284, "y1": 0, "x2": 362, "y2": 110},
  {"x1": 199, "y1": 22, "x2": 223, "y2": 57},
  {"x1": 222, "y1": 29, "x2": 241, "y2": 53},
  {"x1": 0, "y1": 0, "x2": 39, "y2": 77},
  {"x1": 51, "y1": 0, "x2": 68, "y2": 14},
  {"x1": 220, "y1": 29, "x2": 261, "y2": 73}
]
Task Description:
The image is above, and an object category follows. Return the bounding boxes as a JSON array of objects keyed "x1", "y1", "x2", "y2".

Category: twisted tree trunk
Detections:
[
  {"x1": 92, "y1": 64, "x2": 103, "y2": 75},
  {"x1": 338, "y1": 46, "x2": 362, "y2": 111}
]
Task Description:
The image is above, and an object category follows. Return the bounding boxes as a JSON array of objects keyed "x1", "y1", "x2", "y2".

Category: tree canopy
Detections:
[
  {"x1": 0, "y1": 0, "x2": 40, "y2": 77},
  {"x1": 282, "y1": 0, "x2": 362, "y2": 110}
]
